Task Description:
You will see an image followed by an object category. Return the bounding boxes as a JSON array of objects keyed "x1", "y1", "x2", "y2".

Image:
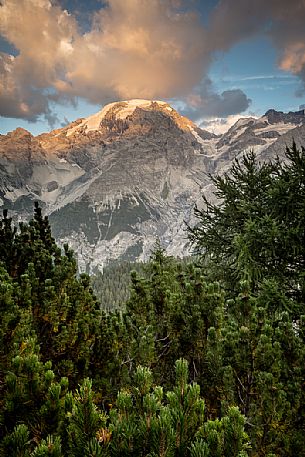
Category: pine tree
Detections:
[
  {"x1": 188, "y1": 144, "x2": 305, "y2": 301},
  {"x1": 187, "y1": 144, "x2": 305, "y2": 454},
  {"x1": 1, "y1": 334, "x2": 70, "y2": 450},
  {"x1": 67, "y1": 379, "x2": 107, "y2": 457},
  {"x1": 0, "y1": 205, "x2": 101, "y2": 383}
]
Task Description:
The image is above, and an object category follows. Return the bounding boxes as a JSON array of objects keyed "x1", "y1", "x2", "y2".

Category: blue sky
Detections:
[
  {"x1": 0, "y1": 0, "x2": 304, "y2": 135},
  {"x1": 211, "y1": 37, "x2": 303, "y2": 114}
]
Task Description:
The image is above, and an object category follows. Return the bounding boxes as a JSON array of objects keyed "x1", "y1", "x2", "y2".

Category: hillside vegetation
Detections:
[{"x1": 0, "y1": 143, "x2": 304, "y2": 456}]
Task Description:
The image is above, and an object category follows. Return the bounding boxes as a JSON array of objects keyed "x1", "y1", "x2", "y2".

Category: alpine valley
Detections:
[{"x1": 1, "y1": 99, "x2": 305, "y2": 272}]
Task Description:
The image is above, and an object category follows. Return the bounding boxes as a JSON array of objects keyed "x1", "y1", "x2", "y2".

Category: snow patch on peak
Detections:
[
  {"x1": 66, "y1": 99, "x2": 168, "y2": 136},
  {"x1": 119, "y1": 99, "x2": 166, "y2": 109},
  {"x1": 106, "y1": 99, "x2": 167, "y2": 120}
]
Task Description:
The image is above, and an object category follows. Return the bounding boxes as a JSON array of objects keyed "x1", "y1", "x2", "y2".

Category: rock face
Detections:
[
  {"x1": 213, "y1": 109, "x2": 305, "y2": 174},
  {"x1": 1, "y1": 100, "x2": 304, "y2": 272}
]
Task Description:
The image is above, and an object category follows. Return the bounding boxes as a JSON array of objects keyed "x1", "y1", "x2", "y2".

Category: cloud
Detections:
[
  {"x1": 0, "y1": 0, "x2": 78, "y2": 123},
  {"x1": 200, "y1": 114, "x2": 255, "y2": 135},
  {"x1": 0, "y1": 0, "x2": 211, "y2": 123},
  {"x1": 68, "y1": 0, "x2": 210, "y2": 101},
  {"x1": 208, "y1": 0, "x2": 305, "y2": 91},
  {"x1": 180, "y1": 78, "x2": 251, "y2": 120},
  {"x1": 1, "y1": 0, "x2": 304, "y2": 125},
  {"x1": 0, "y1": 52, "x2": 50, "y2": 120}
]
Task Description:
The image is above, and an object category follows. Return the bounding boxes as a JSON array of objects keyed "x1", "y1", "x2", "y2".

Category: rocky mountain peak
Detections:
[
  {"x1": 64, "y1": 99, "x2": 202, "y2": 139},
  {"x1": 2, "y1": 102, "x2": 305, "y2": 272},
  {"x1": 0, "y1": 126, "x2": 40, "y2": 159},
  {"x1": 264, "y1": 108, "x2": 305, "y2": 125},
  {"x1": 9, "y1": 127, "x2": 33, "y2": 139}
]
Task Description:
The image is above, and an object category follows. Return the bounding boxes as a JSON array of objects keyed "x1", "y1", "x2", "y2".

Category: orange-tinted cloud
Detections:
[
  {"x1": 0, "y1": 0, "x2": 209, "y2": 122},
  {"x1": 70, "y1": 0, "x2": 208, "y2": 101},
  {"x1": 208, "y1": 0, "x2": 305, "y2": 92},
  {"x1": 0, "y1": 0, "x2": 77, "y2": 122},
  {"x1": 1, "y1": 0, "x2": 304, "y2": 124},
  {"x1": 280, "y1": 43, "x2": 305, "y2": 74}
]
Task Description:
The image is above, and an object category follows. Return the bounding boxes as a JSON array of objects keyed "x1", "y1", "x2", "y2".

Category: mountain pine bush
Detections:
[{"x1": 0, "y1": 143, "x2": 304, "y2": 455}]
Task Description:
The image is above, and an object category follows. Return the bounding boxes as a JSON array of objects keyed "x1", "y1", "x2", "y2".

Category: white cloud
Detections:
[{"x1": 199, "y1": 114, "x2": 257, "y2": 135}]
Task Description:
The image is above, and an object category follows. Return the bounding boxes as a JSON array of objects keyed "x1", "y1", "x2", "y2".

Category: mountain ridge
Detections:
[{"x1": 1, "y1": 101, "x2": 305, "y2": 271}]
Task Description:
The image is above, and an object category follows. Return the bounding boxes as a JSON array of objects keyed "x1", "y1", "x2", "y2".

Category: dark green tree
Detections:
[
  {"x1": 189, "y1": 144, "x2": 305, "y2": 301},
  {"x1": 0, "y1": 204, "x2": 101, "y2": 382},
  {"x1": 188, "y1": 143, "x2": 305, "y2": 455}
]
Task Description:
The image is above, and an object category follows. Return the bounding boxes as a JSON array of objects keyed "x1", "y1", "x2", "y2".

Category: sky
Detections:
[{"x1": 0, "y1": 0, "x2": 305, "y2": 135}]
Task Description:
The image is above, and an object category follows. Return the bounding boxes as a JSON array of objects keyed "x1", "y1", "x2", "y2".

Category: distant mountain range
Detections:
[{"x1": 1, "y1": 100, "x2": 305, "y2": 272}]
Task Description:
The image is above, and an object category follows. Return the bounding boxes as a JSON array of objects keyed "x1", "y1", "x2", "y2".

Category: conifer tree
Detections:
[
  {"x1": 1, "y1": 145, "x2": 305, "y2": 456},
  {"x1": 188, "y1": 144, "x2": 305, "y2": 454},
  {"x1": 189, "y1": 144, "x2": 305, "y2": 301},
  {"x1": 0, "y1": 205, "x2": 101, "y2": 382}
]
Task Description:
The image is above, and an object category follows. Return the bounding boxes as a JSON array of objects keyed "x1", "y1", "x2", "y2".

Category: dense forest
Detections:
[
  {"x1": 91, "y1": 257, "x2": 193, "y2": 311},
  {"x1": 0, "y1": 143, "x2": 304, "y2": 456},
  {"x1": 92, "y1": 261, "x2": 145, "y2": 311}
]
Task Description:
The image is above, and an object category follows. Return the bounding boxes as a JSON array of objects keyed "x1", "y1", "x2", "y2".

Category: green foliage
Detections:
[
  {"x1": 187, "y1": 144, "x2": 305, "y2": 455},
  {"x1": 1, "y1": 143, "x2": 305, "y2": 456},
  {"x1": 108, "y1": 359, "x2": 248, "y2": 457},
  {"x1": 91, "y1": 261, "x2": 145, "y2": 311},
  {"x1": 31, "y1": 435, "x2": 62, "y2": 457},
  {"x1": 0, "y1": 203, "x2": 101, "y2": 382},
  {"x1": 123, "y1": 246, "x2": 224, "y2": 388},
  {"x1": 67, "y1": 379, "x2": 107, "y2": 457},
  {"x1": 189, "y1": 144, "x2": 305, "y2": 301},
  {"x1": 2, "y1": 423, "x2": 31, "y2": 457},
  {"x1": 191, "y1": 406, "x2": 249, "y2": 457},
  {"x1": 1, "y1": 358, "x2": 248, "y2": 457},
  {"x1": 1, "y1": 335, "x2": 70, "y2": 449}
]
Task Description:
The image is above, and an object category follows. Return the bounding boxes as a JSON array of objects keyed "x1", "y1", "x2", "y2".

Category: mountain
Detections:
[
  {"x1": 214, "y1": 108, "x2": 305, "y2": 173},
  {"x1": 1, "y1": 101, "x2": 304, "y2": 271}
]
